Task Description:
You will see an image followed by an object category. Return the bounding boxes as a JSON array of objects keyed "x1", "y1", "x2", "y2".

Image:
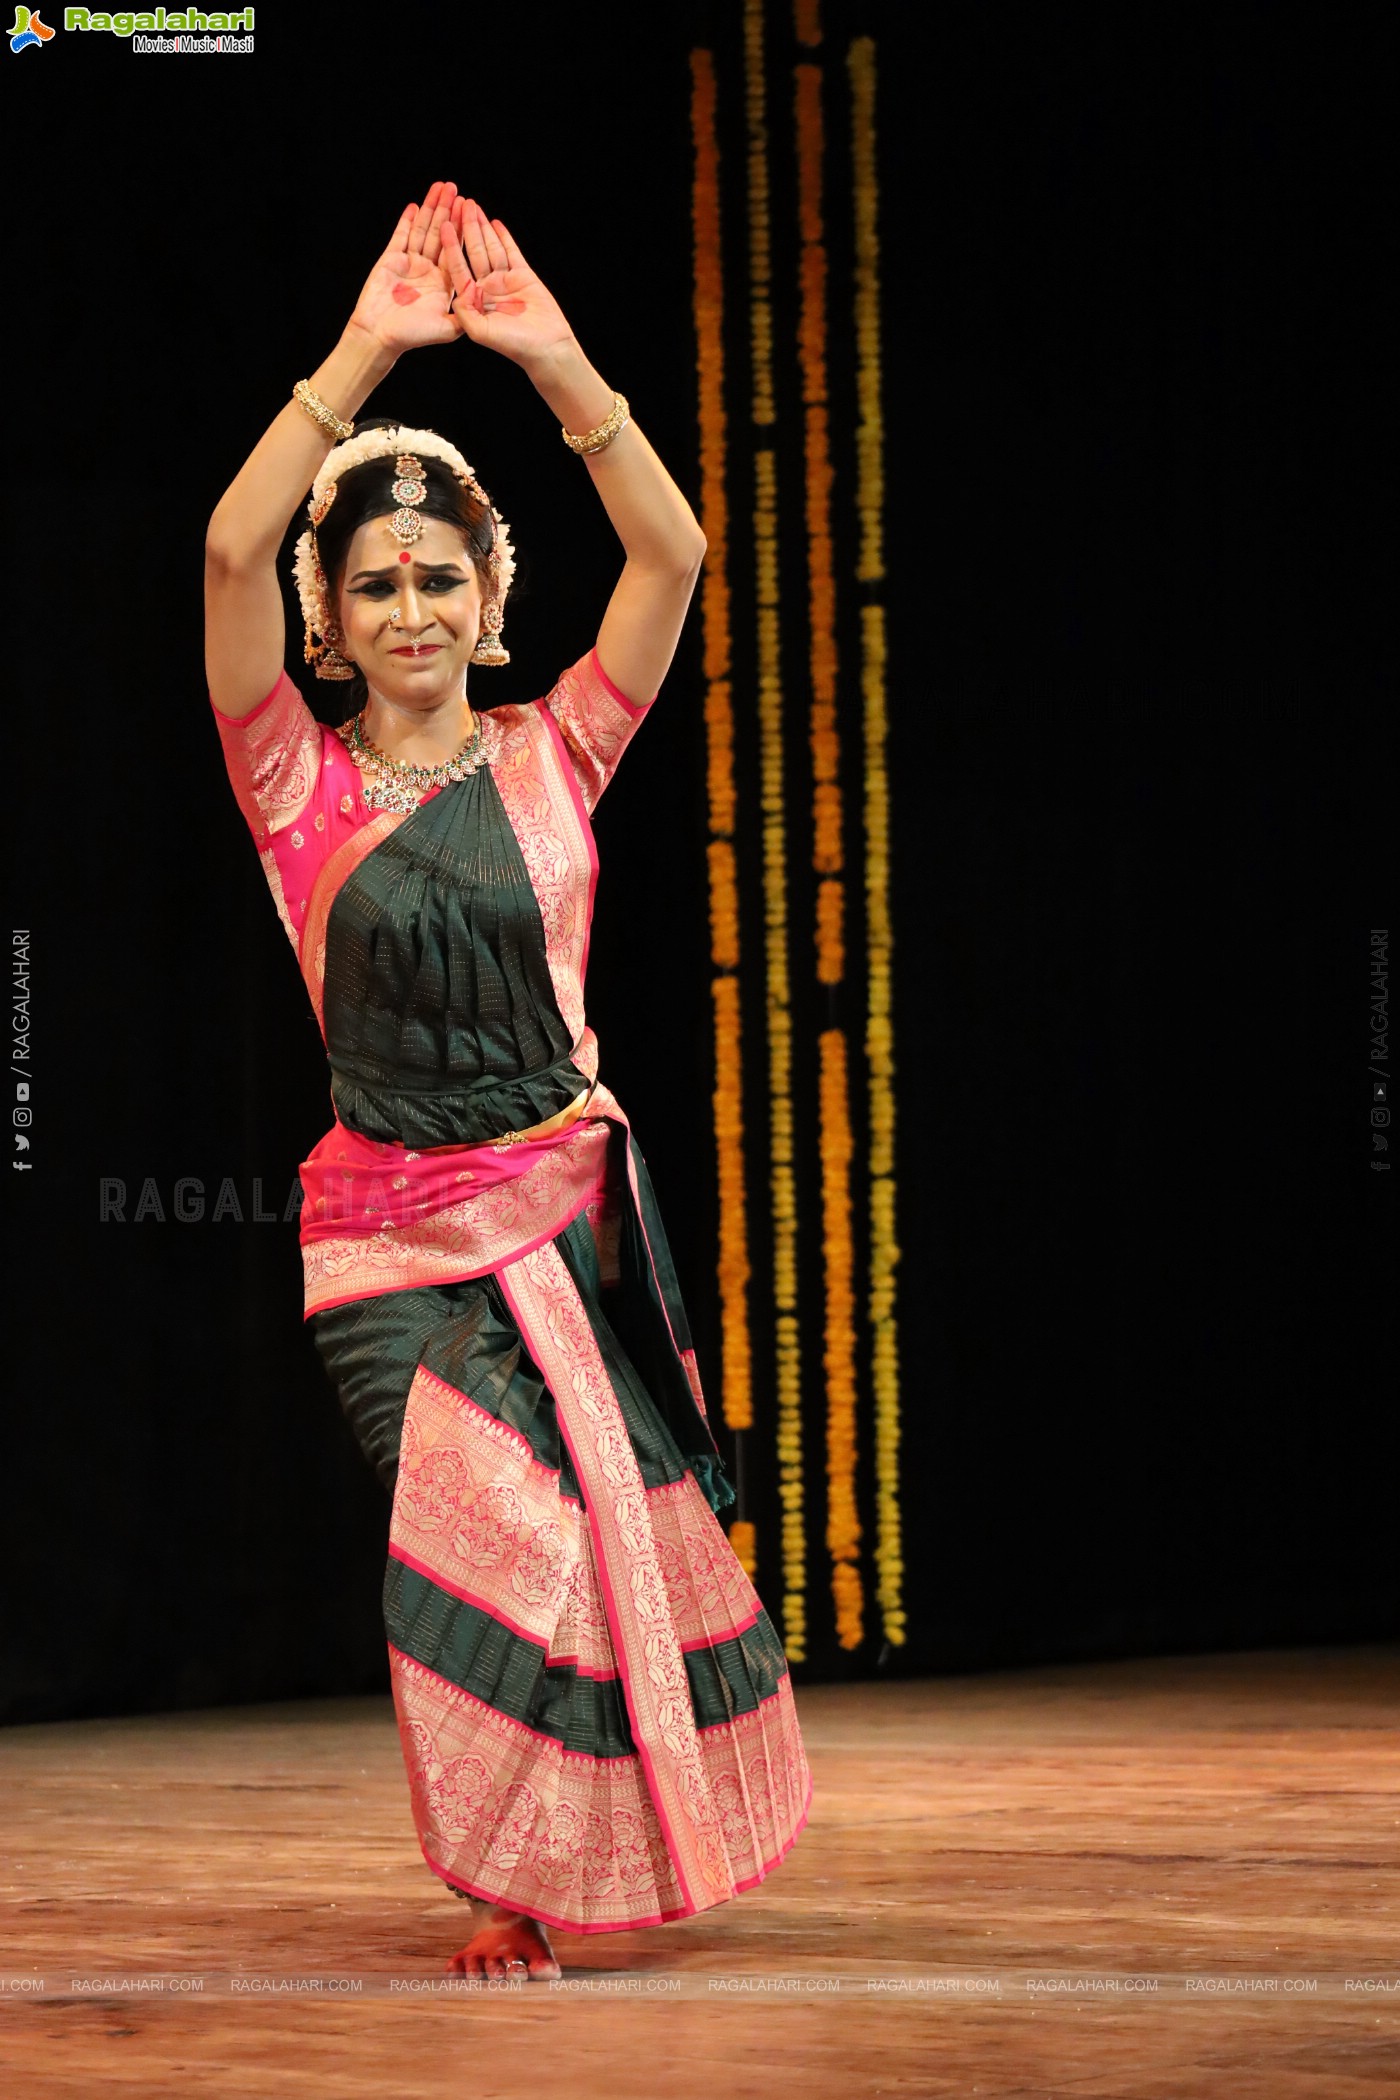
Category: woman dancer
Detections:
[{"x1": 205, "y1": 182, "x2": 812, "y2": 1979}]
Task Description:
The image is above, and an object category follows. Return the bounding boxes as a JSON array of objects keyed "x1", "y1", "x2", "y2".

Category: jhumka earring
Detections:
[
  {"x1": 300, "y1": 480, "x2": 355, "y2": 680},
  {"x1": 468, "y1": 504, "x2": 512, "y2": 665},
  {"x1": 470, "y1": 592, "x2": 510, "y2": 666},
  {"x1": 309, "y1": 581, "x2": 355, "y2": 680},
  {"x1": 316, "y1": 628, "x2": 356, "y2": 680}
]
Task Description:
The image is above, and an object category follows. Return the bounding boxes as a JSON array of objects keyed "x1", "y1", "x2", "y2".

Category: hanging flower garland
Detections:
[
  {"x1": 727, "y1": 1519, "x2": 758, "y2": 1582},
  {"x1": 747, "y1": 0, "x2": 806, "y2": 1662},
  {"x1": 795, "y1": 52, "x2": 864, "y2": 1650},
  {"x1": 690, "y1": 48, "x2": 754, "y2": 1442},
  {"x1": 819, "y1": 1027, "x2": 862, "y2": 1645},
  {"x1": 849, "y1": 35, "x2": 906, "y2": 1647},
  {"x1": 690, "y1": 7, "x2": 903, "y2": 1653},
  {"x1": 757, "y1": 458, "x2": 805, "y2": 1662}
]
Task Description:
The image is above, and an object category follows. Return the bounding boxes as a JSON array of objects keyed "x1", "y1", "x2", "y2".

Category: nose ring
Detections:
[{"x1": 389, "y1": 608, "x2": 402, "y2": 624}]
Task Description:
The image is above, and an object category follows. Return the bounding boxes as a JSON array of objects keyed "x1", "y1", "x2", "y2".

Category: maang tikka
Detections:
[
  {"x1": 291, "y1": 424, "x2": 516, "y2": 680},
  {"x1": 388, "y1": 455, "x2": 428, "y2": 546}
]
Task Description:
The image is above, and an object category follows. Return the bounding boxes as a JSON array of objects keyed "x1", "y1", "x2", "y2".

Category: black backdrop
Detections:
[{"x1": 5, "y1": 3, "x2": 1392, "y2": 1725}]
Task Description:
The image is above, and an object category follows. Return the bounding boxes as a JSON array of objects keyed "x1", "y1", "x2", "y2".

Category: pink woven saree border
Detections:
[
  {"x1": 386, "y1": 1368, "x2": 763, "y2": 1673},
  {"x1": 297, "y1": 811, "x2": 404, "y2": 1035},
  {"x1": 389, "y1": 1643, "x2": 813, "y2": 1934},
  {"x1": 488, "y1": 703, "x2": 597, "y2": 1044},
  {"x1": 494, "y1": 1238, "x2": 735, "y2": 1919},
  {"x1": 530, "y1": 697, "x2": 600, "y2": 994}
]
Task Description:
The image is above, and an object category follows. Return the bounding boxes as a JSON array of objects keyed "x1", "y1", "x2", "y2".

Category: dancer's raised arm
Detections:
[
  {"x1": 204, "y1": 183, "x2": 461, "y2": 719},
  {"x1": 442, "y1": 199, "x2": 707, "y2": 708}
]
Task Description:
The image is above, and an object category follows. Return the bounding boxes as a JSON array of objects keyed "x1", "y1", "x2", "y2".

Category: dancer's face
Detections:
[{"x1": 336, "y1": 514, "x2": 482, "y2": 707}]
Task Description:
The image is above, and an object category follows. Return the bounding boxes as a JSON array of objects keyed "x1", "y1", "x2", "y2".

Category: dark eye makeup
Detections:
[{"x1": 352, "y1": 575, "x2": 464, "y2": 597}]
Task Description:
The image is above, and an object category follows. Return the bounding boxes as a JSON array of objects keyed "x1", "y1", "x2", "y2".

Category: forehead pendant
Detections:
[{"x1": 388, "y1": 454, "x2": 428, "y2": 546}]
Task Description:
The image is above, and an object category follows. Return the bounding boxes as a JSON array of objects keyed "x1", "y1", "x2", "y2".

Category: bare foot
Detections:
[{"x1": 448, "y1": 1903, "x2": 562, "y2": 1980}]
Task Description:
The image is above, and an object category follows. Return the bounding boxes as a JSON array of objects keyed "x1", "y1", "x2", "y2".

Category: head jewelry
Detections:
[{"x1": 291, "y1": 423, "x2": 515, "y2": 679}]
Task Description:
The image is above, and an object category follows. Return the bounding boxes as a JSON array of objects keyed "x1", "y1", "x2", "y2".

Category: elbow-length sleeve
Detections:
[
  {"x1": 209, "y1": 668, "x2": 325, "y2": 847},
  {"x1": 210, "y1": 668, "x2": 349, "y2": 953},
  {"x1": 538, "y1": 647, "x2": 658, "y2": 817}
]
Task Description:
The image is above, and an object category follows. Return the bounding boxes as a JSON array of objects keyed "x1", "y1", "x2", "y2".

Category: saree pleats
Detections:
[{"x1": 310, "y1": 1130, "x2": 812, "y2": 1933}]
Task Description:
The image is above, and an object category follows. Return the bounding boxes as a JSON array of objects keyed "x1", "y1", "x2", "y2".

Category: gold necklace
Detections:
[{"x1": 341, "y1": 707, "x2": 487, "y2": 813}]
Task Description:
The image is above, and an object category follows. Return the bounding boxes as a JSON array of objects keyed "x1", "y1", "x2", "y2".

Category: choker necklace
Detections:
[{"x1": 341, "y1": 707, "x2": 488, "y2": 814}]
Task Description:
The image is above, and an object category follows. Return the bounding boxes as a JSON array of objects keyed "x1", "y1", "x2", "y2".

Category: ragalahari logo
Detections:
[{"x1": 9, "y1": 6, "x2": 54, "y2": 47}]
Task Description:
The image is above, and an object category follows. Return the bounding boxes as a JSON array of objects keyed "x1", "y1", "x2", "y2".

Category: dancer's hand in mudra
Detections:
[
  {"x1": 441, "y1": 196, "x2": 576, "y2": 371},
  {"x1": 346, "y1": 181, "x2": 463, "y2": 355}
]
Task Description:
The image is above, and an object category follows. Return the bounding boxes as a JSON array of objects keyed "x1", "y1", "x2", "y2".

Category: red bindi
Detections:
[{"x1": 398, "y1": 552, "x2": 412, "y2": 563}]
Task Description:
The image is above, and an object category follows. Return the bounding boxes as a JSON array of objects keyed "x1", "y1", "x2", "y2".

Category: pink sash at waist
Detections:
[{"x1": 298, "y1": 1078, "x2": 627, "y2": 1318}]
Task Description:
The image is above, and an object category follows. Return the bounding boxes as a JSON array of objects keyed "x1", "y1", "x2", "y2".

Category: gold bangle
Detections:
[
  {"x1": 293, "y1": 379, "x2": 354, "y2": 443},
  {"x1": 561, "y1": 390, "x2": 630, "y2": 456}
]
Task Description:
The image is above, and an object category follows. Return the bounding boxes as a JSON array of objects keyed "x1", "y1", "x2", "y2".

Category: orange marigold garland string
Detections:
[
  {"x1": 690, "y1": 50, "x2": 754, "y2": 1483},
  {"x1": 794, "y1": 41, "x2": 864, "y2": 1650},
  {"x1": 745, "y1": 0, "x2": 806, "y2": 1661},
  {"x1": 849, "y1": 35, "x2": 906, "y2": 1647},
  {"x1": 726, "y1": 1517, "x2": 758, "y2": 1578}
]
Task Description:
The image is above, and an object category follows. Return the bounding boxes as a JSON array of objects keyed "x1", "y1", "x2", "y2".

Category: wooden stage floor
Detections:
[{"x1": 2, "y1": 1645, "x2": 1397, "y2": 2097}]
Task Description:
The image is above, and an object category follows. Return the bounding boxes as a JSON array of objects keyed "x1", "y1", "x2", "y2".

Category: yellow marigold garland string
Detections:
[
  {"x1": 756, "y1": 453, "x2": 804, "y2": 1658},
  {"x1": 794, "y1": 40, "x2": 863, "y2": 1649},
  {"x1": 745, "y1": 0, "x2": 805, "y2": 1660},
  {"x1": 690, "y1": 51, "x2": 754, "y2": 1475},
  {"x1": 819, "y1": 1027, "x2": 861, "y2": 1642},
  {"x1": 849, "y1": 35, "x2": 906, "y2": 1647}
]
